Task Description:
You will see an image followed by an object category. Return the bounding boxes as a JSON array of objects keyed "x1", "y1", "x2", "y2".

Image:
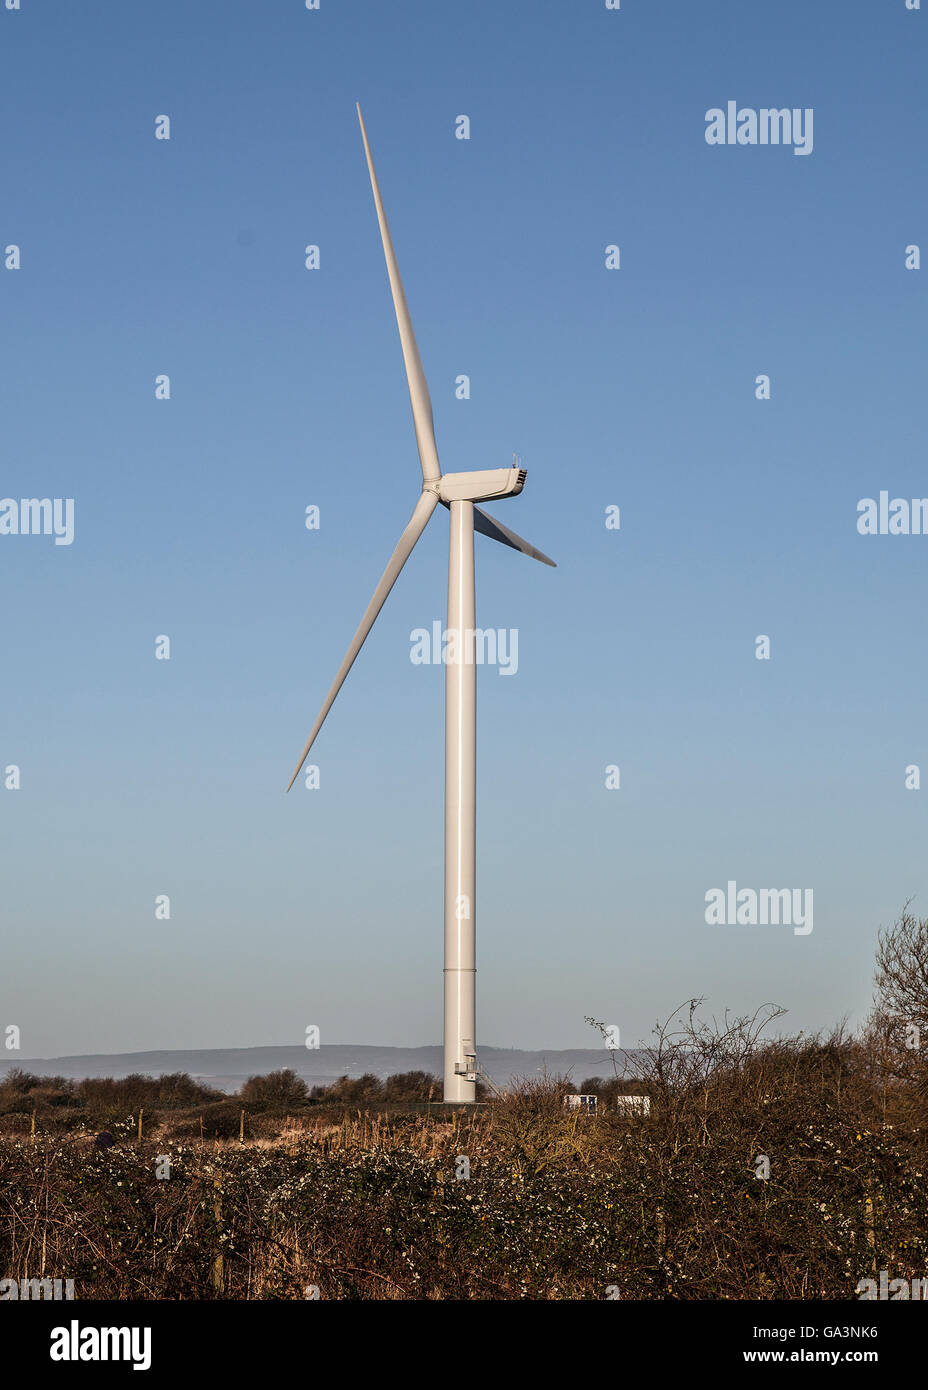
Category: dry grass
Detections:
[{"x1": 3, "y1": 1017, "x2": 928, "y2": 1299}]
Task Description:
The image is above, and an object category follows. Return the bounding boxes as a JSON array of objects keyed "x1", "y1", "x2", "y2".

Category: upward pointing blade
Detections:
[
  {"x1": 357, "y1": 104, "x2": 441, "y2": 484},
  {"x1": 286, "y1": 490, "x2": 438, "y2": 792}
]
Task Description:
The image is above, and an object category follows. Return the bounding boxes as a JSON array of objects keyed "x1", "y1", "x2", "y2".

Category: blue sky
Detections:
[{"x1": 1, "y1": 0, "x2": 925, "y2": 1058}]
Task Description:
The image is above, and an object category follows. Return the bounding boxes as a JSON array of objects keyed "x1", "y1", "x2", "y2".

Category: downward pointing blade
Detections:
[
  {"x1": 357, "y1": 104, "x2": 441, "y2": 484},
  {"x1": 286, "y1": 490, "x2": 439, "y2": 791},
  {"x1": 472, "y1": 505, "x2": 557, "y2": 567}
]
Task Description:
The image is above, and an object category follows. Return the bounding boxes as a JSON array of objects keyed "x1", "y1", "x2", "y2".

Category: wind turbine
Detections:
[{"x1": 287, "y1": 106, "x2": 555, "y2": 1103}]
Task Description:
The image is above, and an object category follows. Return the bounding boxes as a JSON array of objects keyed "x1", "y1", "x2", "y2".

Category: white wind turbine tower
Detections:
[{"x1": 287, "y1": 106, "x2": 555, "y2": 1103}]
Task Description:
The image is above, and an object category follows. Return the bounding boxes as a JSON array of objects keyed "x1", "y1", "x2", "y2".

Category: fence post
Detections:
[
  {"x1": 865, "y1": 1196, "x2": 877, "y2": 1273},
  {"x1": 210, "y1": 1179, "x2": 224, "y2": 1295}
]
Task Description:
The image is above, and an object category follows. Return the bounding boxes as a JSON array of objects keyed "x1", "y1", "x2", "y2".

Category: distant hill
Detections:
[{"x1": 0, "y1": 1044, "x2": 636, "y2": 1093}]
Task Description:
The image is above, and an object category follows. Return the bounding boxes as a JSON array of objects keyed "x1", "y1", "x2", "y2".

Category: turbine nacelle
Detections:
[{"x1": 437, "y1": 467, "x2": 527, "y2": 504}]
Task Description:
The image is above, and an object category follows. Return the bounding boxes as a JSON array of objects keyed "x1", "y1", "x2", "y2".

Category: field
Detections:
[{"x1": 3, "y1": 1002, "x2": 927, "y2": 1300}]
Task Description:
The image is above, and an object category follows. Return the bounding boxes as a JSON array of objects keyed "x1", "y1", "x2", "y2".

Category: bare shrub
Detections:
[
  {"x1": 309, "y1": 1073, "x2": 383, "y2": 1105},
  {"x1": 239, "y1": 1070, "x2": 308, "y2": 1108},
  {"x1": 867, "y1": 907, "x2": 928, "y2": 1123},
  {"x1": 381, "y1": 1071, "x2": 440, "y2": 1103}
]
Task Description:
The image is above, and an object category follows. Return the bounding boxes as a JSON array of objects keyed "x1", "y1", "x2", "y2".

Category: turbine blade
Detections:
[
  {"x1": 286, "y1": 490, "x2": 438, "y2": 791},
  {"x1": 472, "y1": 505, "x2": 556, "y2": 567},
  {"x1": 357, "y1": 104, "x2": 441, "y2": 484}
]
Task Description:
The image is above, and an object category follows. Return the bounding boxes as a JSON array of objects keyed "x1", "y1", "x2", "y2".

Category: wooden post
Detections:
[
  {"x1": 30, "y1": 1109, "x2": 36, "y2": 1140},
  {"x1": 210, "y1": 1179, "x2": 224, "y2": 1295},
  {"x1": 239, "y1": 1109, "x2": 245, "y2": 1144},
  {"x1": 138, "y1": 1109, "x2": 143, "y2": 1142},
  {"x1": 865, "y1": 1196, "x2": 877, "y2": 1273}
]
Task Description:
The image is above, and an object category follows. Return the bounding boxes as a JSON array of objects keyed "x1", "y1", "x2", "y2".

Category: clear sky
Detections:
[{"x1": 1, "y1": 0, "x2": 926, "y2": 1059}]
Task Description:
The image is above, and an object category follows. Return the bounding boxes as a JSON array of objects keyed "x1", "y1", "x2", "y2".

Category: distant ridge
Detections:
[{"x1": 0, "y1": 1044, "x2": 636, "y2": 1093}]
